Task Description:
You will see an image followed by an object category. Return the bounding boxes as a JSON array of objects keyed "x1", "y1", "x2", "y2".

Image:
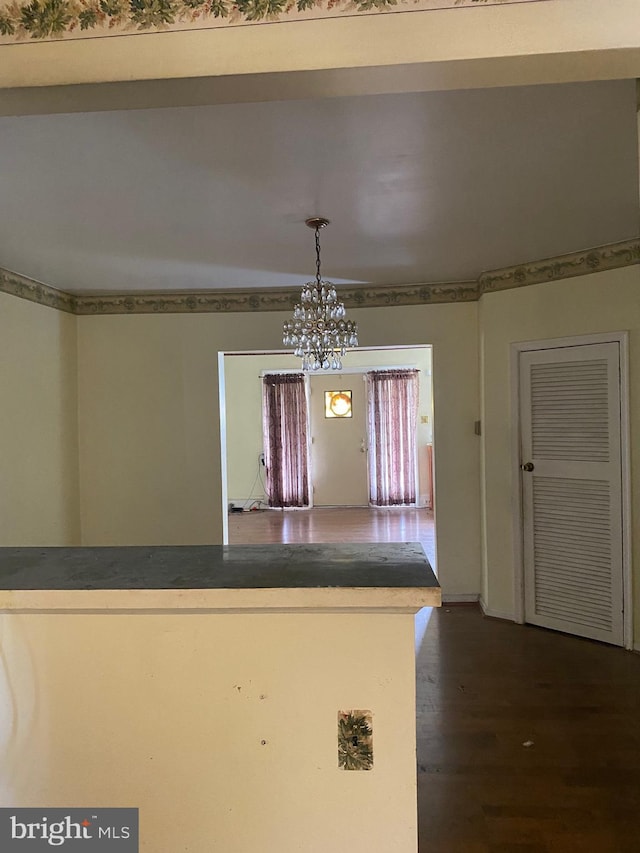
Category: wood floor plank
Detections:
[
  {"x1": 417, "y1": 607, "x2": 640, "y2": 852},
  {"x1": 228, "y1": 505, "x2": 436, "y2": 567}
]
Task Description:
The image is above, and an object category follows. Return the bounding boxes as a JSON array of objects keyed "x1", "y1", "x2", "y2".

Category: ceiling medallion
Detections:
[{"x1": 283, "y1": 217, "x2": 358, "y2": 371}]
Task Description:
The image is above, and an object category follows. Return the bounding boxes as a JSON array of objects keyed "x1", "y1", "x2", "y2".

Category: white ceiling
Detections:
[{"x1": 0, "y1": 79, "x2": 637, "y2": 294}]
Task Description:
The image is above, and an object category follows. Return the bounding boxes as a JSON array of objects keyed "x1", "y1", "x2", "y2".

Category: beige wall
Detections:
[
  {"x1": 479, "y1": 266, "x2": 640, "y2": 643},
  {"x1": 224, "y1": 347, "x2": 433, "y2": 507},
  {"x1": 77, "y1": 304, "x2": 480, "y2": 597},
  {"x1": 0, "y1": 293, "x2": 79, "y2": 545},
  {"x1": 77, "y1": 313, "x2": 228, "y2": 546}
]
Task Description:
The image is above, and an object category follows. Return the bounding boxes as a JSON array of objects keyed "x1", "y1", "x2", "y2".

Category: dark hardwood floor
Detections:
[
  {"x1": 229, "y1": 507, "x2": 640, "y2": 851},
  {"x1": 417, "y1": 605, "x2": 640, "y2": 852}
]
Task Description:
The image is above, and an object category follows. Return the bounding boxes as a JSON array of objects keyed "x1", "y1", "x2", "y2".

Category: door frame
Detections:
[{"x1": 509, "y1": 331, "x2": 632, "y2": 650}]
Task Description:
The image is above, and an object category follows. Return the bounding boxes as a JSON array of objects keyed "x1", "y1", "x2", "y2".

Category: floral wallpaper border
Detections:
[
  {"x1": 478, "y1": 239, "x2": 640, "y2": 295},
  {"x1": 1, "y1": 238, "x2": 638, "y2": 316},
  {"x1": 0, "y1": 0, "x2": 545, "y2": 45},
  {"x1": 73, "y1": 280, "x2": 479, "y2": 315},
  {"x1": 0, "y1": 268, "x2": 77, "y2": 313}
]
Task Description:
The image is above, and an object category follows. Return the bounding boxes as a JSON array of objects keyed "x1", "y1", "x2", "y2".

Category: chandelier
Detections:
[{"x1": 283, "y1": 217, "x2": 358, "y2": 371}]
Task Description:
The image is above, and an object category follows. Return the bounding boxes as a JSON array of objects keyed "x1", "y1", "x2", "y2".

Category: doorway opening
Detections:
[{"x1": 219, "y1": 345, "x2": 436, "y2": 568}]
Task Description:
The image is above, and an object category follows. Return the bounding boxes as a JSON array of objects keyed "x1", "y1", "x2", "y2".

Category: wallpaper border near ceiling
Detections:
[
  {"x1": 0, "y1": 0, "x2": 544, "y2": 46},
  {"x1": 74, "y1": 279, "x2": 480, "y2": 315},
  {"x1": 0, "y1": 268, "x2": 77, "y2": 314},
  {"x1": 478, "y1": 239, "x2": 640, "y2": 295},
  {"x1": 1, "y1": 237, "x2": 638, "y2": 316}
]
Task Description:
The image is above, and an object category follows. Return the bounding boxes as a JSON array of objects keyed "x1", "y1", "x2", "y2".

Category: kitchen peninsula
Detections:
[{"x1": 0, "y1": 543, "x2": 439, "y2": 852}]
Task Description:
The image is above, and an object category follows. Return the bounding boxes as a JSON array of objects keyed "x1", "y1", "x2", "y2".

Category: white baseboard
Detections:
[
  {"x1": 418, "y1": 494, "x2": 433, "y2": 509},
  {"x1": 441, "y1": 594, "x2": 479, "y2": 604},
  {"x1": 479, "y1": 598, "x2": 515, "y2": 622}
]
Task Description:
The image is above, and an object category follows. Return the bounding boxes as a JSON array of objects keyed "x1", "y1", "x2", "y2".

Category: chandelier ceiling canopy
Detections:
[{"x1": 283, "y1": 217, "x2": 358, "y2": 371}]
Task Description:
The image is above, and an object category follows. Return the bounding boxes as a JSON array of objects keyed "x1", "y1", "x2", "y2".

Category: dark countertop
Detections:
[{"x1": 0, "y1": 543, "x2": 439, "y2": 591}]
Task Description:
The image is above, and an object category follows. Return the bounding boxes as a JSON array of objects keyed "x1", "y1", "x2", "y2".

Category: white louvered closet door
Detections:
[{"x1": 520, "y1": 343, "x2": 623, "y2": 646}]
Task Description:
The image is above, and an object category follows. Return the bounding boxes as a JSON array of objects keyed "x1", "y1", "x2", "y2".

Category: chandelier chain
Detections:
[{"x1": 315, "y1": 226, "x2": 322, "y2": 290}]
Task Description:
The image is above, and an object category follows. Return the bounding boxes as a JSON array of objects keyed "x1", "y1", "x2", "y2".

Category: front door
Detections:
[
  {"x1": 309, "y1": 375, "x2": 368, "y2": 506},
  {"x1": 520, "y1": 341, "x2": 624, "y2": 646}
]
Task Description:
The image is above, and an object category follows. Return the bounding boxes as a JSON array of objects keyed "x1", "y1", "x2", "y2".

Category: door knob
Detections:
[{"x1": 520, "y1": 462, "x2": 534, "y2": 472}]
